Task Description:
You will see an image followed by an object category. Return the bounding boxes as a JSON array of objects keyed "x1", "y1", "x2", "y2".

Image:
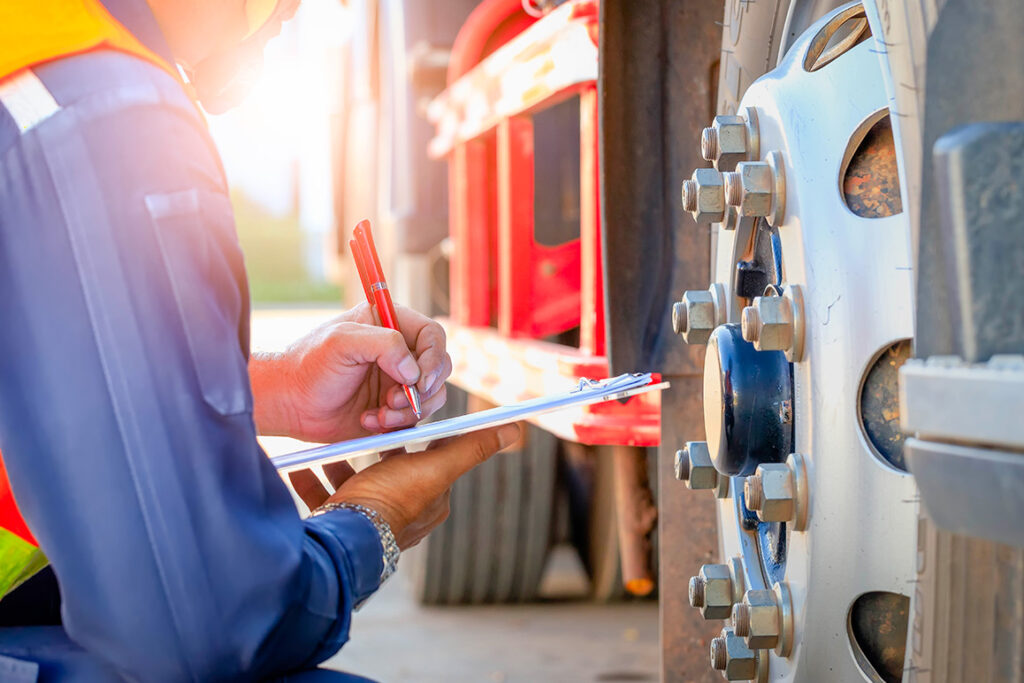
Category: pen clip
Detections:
[
  {"x1": 350, "y1": 238, "x2": 374, "y2": 305},
  {"x1": 353, "y1": 220, "x2": 387, "y2": 288}
]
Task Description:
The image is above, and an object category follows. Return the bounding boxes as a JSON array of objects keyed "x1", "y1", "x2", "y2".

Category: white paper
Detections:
[{"x1": 272, "y1": 373, "x2": 668, "y2": 472}]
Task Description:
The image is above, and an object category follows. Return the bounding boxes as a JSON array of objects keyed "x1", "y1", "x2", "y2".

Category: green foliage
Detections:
[{"x1": 231, "y1": 191, "x2": 341, "y2": 304}]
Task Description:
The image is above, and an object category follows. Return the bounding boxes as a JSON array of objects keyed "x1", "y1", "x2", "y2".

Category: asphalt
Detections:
[{"x1": 252, "y1": 307, "x2": 659, "y2": 683}]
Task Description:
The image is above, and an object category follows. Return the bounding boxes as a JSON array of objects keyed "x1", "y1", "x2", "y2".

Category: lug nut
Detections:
[
  {"x1": 674, "y1": 442, "x2": 731, "y2": 499},
  {"x1": 674, "y1": 290, "x2": 715, "y2": 344},
  {"x1": 688, "y1": 564, "x2": 735, "y2": 619},
  {"x1": 734, "y1": 583, "x2": 794, "y2": 657},
  {"x1": 740, "y1": 285, "x2": 805, "y2": 361},
  {"x1": 744, "y1": 466, "x2": 792, "y2": 522},
  {"x1": 672, "y1": 284, "x2": 726, "y2": 345},
  {"x1": 742, "y1": 296, "x2": 791, "y2": 349},
  {"x1": 675, "y1": 441, "x2": 717, "y2": 490},
  {"x1": 721, "y1": 150, "x2": 786, "y2": 226},
  {"x1": 732, "y1": 590, "x2": 780, "y2": 650},
  {"x1": 723, "y1": 164, "x2": 773, "y2": 216},
  {"x1": 744, "y1": 454, "x2": 810, "y2": 529},
  {"x1": 700, "y1": 107, "x2": 760, "y2": 171},
  {"x1": 710, "y1": 628, "x2": 759, "y2": 680},
  {"x1": 681, "y1": 168, "x2": 726, "y2": 224}
]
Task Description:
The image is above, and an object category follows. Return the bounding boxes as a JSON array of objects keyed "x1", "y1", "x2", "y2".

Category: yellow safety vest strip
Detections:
[{"x1": 0, "y1": 528, "x2": 48, "y2": 599}]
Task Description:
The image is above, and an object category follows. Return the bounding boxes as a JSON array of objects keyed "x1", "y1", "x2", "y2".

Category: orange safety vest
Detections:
[{"x1": 0, "y1": 0, "x2": 184, "y2": 600}]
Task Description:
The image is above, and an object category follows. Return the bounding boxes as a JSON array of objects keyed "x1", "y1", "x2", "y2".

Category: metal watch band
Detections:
[{"x1": 311, "y1": 502, "x2": 399, "y2": 586}]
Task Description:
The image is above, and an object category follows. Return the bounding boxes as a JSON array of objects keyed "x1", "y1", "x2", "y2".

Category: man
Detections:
[{"x1": 0, "y1": 0, "x2": 518, "y2": 680}]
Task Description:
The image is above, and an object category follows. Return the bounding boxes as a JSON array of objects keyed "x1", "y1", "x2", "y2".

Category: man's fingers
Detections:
[
  {"x1": 288, "y1": 469, "x2": 331, "y2": 510},
  {"x1": 416, "y1": 383, "x2": 448, "y2": 420},
  {"x1": 372, "y1": 384, "x2": 447, "y2": 428},
  {"x1": 419, "y1": 353, "x2": 452, "y2": 396},
  {"x1": 333, "y1": 322, "x2": 421, "y2": 386},
  {"x1": 385, "y1": 384, "x2": 410, "y2": 409},
  {"x1": 389, "y1": 305, "x2": 448, "y2": 394},
  {"x1": 339, "y1": 305, "x2": 450, "y2": 396}
]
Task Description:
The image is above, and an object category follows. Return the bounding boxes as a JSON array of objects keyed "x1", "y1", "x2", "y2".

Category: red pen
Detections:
[{"x1": 351, "y1": 220, "x2": 423, "y2": 420}]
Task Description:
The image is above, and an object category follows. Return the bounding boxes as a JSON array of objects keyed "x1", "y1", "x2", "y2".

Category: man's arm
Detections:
[{"x1": 0, "y1": 52, "x2": 381, "y2": 679}]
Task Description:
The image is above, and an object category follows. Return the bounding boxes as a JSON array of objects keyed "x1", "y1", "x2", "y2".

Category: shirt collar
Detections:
[{"x1": 100, "y1": 0, "x2": 177, "y2": 69}]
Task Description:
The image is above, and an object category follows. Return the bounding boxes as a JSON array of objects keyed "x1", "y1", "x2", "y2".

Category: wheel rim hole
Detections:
[
  {"x1": 804, "y1": 5, "x2": 872, "y2": 72},
  {"x1": 842, "y1": 113, "x2": 904, "y2": 219},
  {"x1": 858, "y1": 339, "x2": 912, "y2": 471},
  {"x1": 847, "y1": 591, "x2": 911, "y2": 683}
]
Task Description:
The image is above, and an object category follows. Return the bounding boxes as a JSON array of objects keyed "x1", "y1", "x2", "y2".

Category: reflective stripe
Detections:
[
  {"x1": 0, "y1": 70, "x2": 60, "y2": 134},
  {"x1": 0, "y1": 527, "x2": 47, "y2": 600}
]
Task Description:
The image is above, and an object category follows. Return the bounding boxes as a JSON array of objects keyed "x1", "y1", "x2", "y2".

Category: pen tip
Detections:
[{"x1": 407, "y1": 385, "x2": 423, "y2": 421}]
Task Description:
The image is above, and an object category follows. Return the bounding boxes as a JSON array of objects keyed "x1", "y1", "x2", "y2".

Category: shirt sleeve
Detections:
[{"x1": 0, "y1": 51, "x2": 380, "y2": 680}]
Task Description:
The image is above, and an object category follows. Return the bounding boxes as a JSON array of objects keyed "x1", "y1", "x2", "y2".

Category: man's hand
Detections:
[
  {"x1": 250, "y1": 303, "x2": 452, "y2": 443},
  {"x1": 292, "y1": 424, "x2": 521, "y2": 549}
]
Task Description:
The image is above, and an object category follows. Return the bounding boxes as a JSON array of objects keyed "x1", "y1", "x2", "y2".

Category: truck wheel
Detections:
[
  {"x1": 408, "y1": 386, "x2": 558, "y2": 604},
  {"x1": 670, "y1": 1, "x2": 1024, "y2": 681},
  {"x1": 667, "y1": 1, "x2": 944, "y2": 680}
]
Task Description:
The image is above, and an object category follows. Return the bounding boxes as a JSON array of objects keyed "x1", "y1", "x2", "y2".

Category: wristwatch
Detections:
[{"x1": 311, "y1": 502, "x2": 400, "y2": 587}]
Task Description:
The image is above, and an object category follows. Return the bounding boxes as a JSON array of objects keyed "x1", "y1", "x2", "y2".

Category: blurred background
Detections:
[{"x1": 209, "y1": 1, "x2": 348, "y2": 305}]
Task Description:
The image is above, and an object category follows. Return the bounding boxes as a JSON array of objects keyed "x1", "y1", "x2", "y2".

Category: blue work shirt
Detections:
[{"x1": 0, "y1": 7, "x2": 381, "y2": 682}]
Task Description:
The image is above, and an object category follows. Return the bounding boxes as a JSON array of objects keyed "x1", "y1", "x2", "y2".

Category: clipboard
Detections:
[{"x1": 272, "y1": 373, "x2": 668, "y2": 472}]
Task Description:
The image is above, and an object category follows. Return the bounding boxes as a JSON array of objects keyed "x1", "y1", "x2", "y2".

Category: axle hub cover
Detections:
[{"x1": 703, "y1": 324, "x2": 792, "y2": 476}]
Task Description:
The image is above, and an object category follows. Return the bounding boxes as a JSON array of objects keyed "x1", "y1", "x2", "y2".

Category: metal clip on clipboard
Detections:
[{"x1": 272, "y1": 373, "x2": 669, "y2": 473}]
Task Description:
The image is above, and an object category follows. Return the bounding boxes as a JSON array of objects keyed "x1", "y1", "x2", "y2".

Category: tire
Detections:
[
  {"x1": 408, "y1": 386, "x2": 558, "y2": 604},
  {"x1": 912, "y1": 514, "x2": 1024, "y2": 682},
  {"x1": 587, "y1": 446, "x2": 625, "y2": 602}
]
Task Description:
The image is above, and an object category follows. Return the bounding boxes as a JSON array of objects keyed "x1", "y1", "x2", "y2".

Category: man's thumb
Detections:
[{"x1": 426, "y1": 423, "x2": 521, "y2": 483}]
